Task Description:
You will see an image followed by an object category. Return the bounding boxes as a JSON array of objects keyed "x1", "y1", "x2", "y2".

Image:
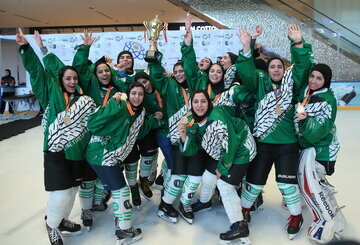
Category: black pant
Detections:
[{"x1": 0, "y1": 92, "x2": 15, "y2": 114}]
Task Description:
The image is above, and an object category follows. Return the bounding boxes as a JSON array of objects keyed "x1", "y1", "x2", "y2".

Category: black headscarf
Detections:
[
  {"x1": 209, "y1": 64, "x2": 225, "y2": 94},
  {"x1": 266, "y1": 56, "x2": 285, "y2": 83},
  {"x1": 134, "y1": 71, "x2": 153, "y2": 93},
  {"x1": 117, "y1": 50, "x2": 134, "y2": 74},
  {"x1": 190, "y1": 89, "x2": 213, "y2": 123},
  {"x1": 173, "y1": 61, "x2": 188, "y2": 89},
  {"x1": 311, "y1": 63, "x2": 332, "y2": 89},
  {"x1": 93, "y1": 59, "x2": 112, "y2": 88},
  {"x1": 126, "y1": 81, "x2": 145, "y2": 114}
]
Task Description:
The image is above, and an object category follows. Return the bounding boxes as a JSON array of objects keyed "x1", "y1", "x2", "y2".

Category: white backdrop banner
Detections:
[{"x1": 1, "y1": 29, "x2": 243, "y2": 72}]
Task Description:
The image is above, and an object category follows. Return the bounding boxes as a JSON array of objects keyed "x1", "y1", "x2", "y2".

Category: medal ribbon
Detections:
[
  {"x1": 271, "y1": 82, "x2": 282, "y2": 98},
  {"x1": 63, "y1": 92, "x2": 71, "y2": 111},
  {"x1": 155, "y1": 90, "x2": 163, "y2": 108},
  {"x1": 187, "y1": 117, "x2": 207, "y2": 127},
  {"x1": 126, "y1": 102, "x2": 135, "y2": 116},
  {"x1": 102, "y1": 86, "x2": 113, "y2": 106},
  {"x1": 300, "y1": 88, "x2": 311, "y2": 107},
  {"x1": 181, "y1": 88, "x2": 189, "y2": 108},
  {"x1": 207, "y1": 84, "x2": 220, "y2": 103}
]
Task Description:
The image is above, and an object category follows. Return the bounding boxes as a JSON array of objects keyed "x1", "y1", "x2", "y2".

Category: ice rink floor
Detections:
[{"x1": 1, "y1": 110, "x2": 359, "y2": 245}]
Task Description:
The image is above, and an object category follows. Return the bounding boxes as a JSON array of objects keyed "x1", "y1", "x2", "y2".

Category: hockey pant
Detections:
[{"x1": 298, "y1": 147, "x2": 345, "y2": 244}]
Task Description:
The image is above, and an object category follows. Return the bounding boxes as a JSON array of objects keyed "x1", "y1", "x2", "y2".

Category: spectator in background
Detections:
[{"x1": 1, "y1": 69, "x2": 16, "y2": 114}]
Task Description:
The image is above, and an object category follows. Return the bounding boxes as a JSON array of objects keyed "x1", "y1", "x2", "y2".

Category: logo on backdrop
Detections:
[{"x1": 123, "y1": 41, "x2": 146, "y2": 60}]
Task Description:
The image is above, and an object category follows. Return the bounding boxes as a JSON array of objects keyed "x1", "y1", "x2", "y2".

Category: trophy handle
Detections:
[{"x1": 143, "y1": 21, "x2": 149, "y2": 28}]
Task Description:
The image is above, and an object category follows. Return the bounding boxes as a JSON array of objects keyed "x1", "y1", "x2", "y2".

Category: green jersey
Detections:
[
  {"x1": 148, "y1": 53, "x2": 191, "y2": 145},
  {"x1": 181, "y1": 107, "x2": 256, "y2": 176},
  {"x1": 86, "y1": 98, "x2": 163, "y2": 166},
  {"x1": 295, "y1": 86, "x2": 340, "y2": 161},
  {"x1": 235, "y1": 41, "x2": 312, "y2": 144},
  {"x1": 19, "y1": 44, "x2": 96, "y2": 161}
]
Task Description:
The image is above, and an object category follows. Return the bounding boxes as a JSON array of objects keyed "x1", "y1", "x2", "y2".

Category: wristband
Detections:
[
  {"x1": 40, "y1": 46, "x2": 48, "y2": 55},
  {"x1": 292, "y1": 40, "x2": 302, "y2": 46}
]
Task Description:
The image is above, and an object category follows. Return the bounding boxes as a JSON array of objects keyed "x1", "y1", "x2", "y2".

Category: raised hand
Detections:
[
  {"x1": 104, "y1": 55, "x2": 113, "y2": 64},
  {"x1": 16, "y1": 28, "x2": 28, "y2": 46},
  {"x1": 185, "y1": 12, "x2": 192, "y2": 34},
  {"x1": 117, "y1": 60, "x2": 127, "y2": 71},
  {"x1": 237, "y1": 26, "x2": 251, "y2": 53},
  {"x1": 296, "y1": 111, "x2": 307, "y2": 120},
  {"x1": 81, "y1": 29, "x2": 96, "y2": 46},
  {"x1": 288, "y1": 23, "x2": 302, "y2": 43},
  {"x1": 177, "y1": 122, "x2": 187, "y2": 143},
  {"x1": 34, "y1": 30, "x2": 44, "y2": 47},
  {"x1": 215, "y1": 169, "x2": 222, "y2": 179},
  {"x1": 154, "y1": 111, "x2": 163, "y2": 120},
  {"x1": 112, "y1": 92, "x2": 127, "y2": 102},
  {"x1": 252, "y1": 25, "x2": 263, "y2": 39},
  {"x1": 184, "y1": 12, "x2": 192, "y2": 46},
  {"x1": 149, "y1": 39, "x2": 158, "y2": 49}
]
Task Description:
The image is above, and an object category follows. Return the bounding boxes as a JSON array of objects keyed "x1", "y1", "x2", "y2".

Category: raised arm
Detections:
[
  {"x1": 17, "y1": 28, "x2": 50, "y2": 108},
  {"x1": 288, "y1": 24, "x2": 312, "y2": 90},
  {"x1": 180, "y1": 13, "x2": 204, "y2": 92},
  {"x1": 235, "y1": 27, "x2": 259, "y2": 94},
  {"x1": 72, "y1": 29, "x2": 96, "y2": 92},
  {"x1": 147, "y1": 43, "x2": 172, "y2": 96},
  {"x1": 34, "y1": 31, "x2": 66, "y2": 81},
  {"x1": 250, "y1": 25, "x2": 263, "y2": 51}
]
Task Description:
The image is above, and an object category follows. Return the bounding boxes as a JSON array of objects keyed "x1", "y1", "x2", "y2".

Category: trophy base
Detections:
[{"x1": 145, "y1": 50, "x2": 158, "y2": 63}]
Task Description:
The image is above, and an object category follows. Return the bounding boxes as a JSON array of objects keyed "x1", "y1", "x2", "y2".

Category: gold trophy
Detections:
[{"x1": 143, "y1": 15, "x2": 167, "y2": 63}]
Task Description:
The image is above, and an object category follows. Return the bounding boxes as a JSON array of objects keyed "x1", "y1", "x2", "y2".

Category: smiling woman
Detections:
[
  {"x1": 59, "y1": 66, "x2": 79, "y2": 93},
  {"x1": 16, "y1": 28, "x2": 97, "y2": 245},
  {"x1": 178, "y1": 89, "x2": 256, "y2": 244}
]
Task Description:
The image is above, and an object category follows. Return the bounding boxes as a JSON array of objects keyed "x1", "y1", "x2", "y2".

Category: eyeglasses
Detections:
[{"x1": 173, "y1": 69, "x2": 184, "y2": 74}]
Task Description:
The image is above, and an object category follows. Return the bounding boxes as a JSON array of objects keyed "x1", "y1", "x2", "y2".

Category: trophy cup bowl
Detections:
[{"x1": 144, "y1": 15, "x2": 166, "y2": 63}]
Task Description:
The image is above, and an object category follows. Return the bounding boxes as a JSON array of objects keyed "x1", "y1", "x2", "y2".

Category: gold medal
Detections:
[
  {"x1": 180, "y1": 116, "x2": 188, "y2": 124},
  {"x1": 275, "y1": 106, "x2": 283, "y2": 115},
  {"x1": 63, "y1": 116, "x2": 71, "y2": 125},
  {"x1": 296, "y1": 105, "x2": 305, "y2": 114}
]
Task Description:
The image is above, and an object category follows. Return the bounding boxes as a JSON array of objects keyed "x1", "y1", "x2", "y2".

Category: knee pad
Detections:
[
  {"x1": 217, "y1": 179, "x2": 234, "y2": 196},
  {"x1": 202, "y1": 170, "x2": 217, "y2": 187}
]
